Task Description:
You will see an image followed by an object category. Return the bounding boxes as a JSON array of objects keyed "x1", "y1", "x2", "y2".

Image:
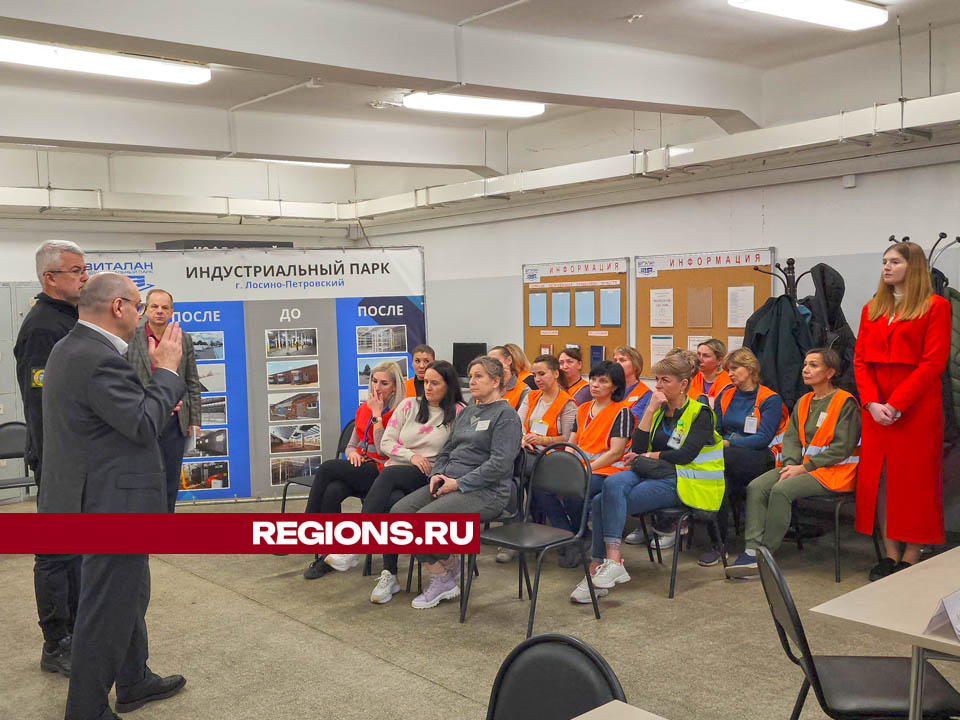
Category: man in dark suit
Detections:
[
  {"x1": 40, "y1": 272, "x2": 188, "y2": 720},
  {"x1": 126, "y1": 288, "x2": 201, "y2": 512}
]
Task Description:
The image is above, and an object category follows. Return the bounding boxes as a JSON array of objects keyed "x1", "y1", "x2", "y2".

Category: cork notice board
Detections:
[
  {"x1": 635, "y1": 249, "x2": 774, "y2": 367},
  {"x1": 523, "y1": 258, "x2": 629, "y2": 364}
]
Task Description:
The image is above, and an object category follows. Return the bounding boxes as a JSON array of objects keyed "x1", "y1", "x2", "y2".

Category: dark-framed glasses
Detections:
[
  {"x1": 46, "y1": 266, "x2": 87, "y2": 277},
  {"x1": 119, "y1": 297, "x2": 146, "y2": 315}
]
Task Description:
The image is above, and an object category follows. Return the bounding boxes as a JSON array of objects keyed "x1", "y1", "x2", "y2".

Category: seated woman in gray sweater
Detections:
[{"x1": 391, "y1": 355, "x2": 523, "y2": 610}]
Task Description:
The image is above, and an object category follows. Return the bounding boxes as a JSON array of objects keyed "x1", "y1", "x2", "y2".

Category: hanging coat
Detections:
[
  {"x1": 947, "y1": 286, "x2": 960, "y2": 435},
  {"x1": 798, "y1": 263, "x2": 858, "y2": 400},
  {"x1": 932, "y1": 268, "x2": 959, "y2": 444},
  {"x1": 743, "y1": 295, "x2": 813, "y2": 411},
  {"x1": 853, "y1": 295, "x2": 951, "y2": 545}
]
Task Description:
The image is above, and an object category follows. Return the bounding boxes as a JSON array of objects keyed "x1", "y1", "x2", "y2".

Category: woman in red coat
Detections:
[{"x1": 854, "y1": 241, "x2": 951, "y2": 581}]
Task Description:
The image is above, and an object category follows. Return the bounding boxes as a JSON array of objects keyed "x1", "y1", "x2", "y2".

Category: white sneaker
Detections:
[
  {"x1": 496, "y1": 547, "x2": 517, "y2": 563},
  {"x1": 324, "y1": 554, "x2": 360, "y2": 572},
  {"x1": 624, "y1": 528, "x2": 646, "y2": 545},
  {"x1": 650, "y1": 533, "x2": 676, "y2": 550},
  {"x1": 591, "y1": 559, "x2": 631, "y2": 589},
  {"x1": 370, "y1": 570, "x2": 401, "y2": 604},
  {"x1": 570, "y1": 574, "x2": 609, "y2": 604}
]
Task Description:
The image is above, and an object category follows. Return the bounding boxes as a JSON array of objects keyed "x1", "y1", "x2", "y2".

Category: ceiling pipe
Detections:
[{"x1": 222, "y1": 78, "x2": 322, "y2": 159}]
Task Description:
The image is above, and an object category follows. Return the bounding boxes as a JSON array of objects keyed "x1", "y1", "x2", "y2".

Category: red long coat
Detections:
[{"x1": 853, "y1": 294, "x2": 951, "y2": 544}]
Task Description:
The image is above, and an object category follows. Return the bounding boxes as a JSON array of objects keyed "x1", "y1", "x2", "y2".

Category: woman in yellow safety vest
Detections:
[
  {"x1": 570, "y1": 350, "x2": 724, "y2": 604},
  {"x1": 727, "y1": 348, "x2": 861, "y2": 578}
]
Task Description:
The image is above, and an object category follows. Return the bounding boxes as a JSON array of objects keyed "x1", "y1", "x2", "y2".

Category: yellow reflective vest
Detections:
[{"x1": 649, "y1": 399, "x2": 725, "y2": 512}]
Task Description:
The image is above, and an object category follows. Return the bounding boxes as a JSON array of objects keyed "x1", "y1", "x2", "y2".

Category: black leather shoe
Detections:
[
  {"x1": 894, "y1": 560, "x2": 914, "y2": 572},
  {"x1": 868, "y1": 557, "x2": 898, "y2": 582},
  {"x1": 40, "y1": 635, "x2": 71, "y2": 677},
  {"x1": 115, "y1": 672, "x2": 186, "y2": 713},
  {"x1": 304, "y1": 558, "x2": 331, "y2": 580}
]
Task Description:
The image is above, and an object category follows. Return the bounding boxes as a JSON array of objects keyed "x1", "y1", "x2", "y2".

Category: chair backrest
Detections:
[
  {"x1": 486, "y1": 633, "x2": 626, "y2": 720},
  {"x1": 336, "y1": 419, "x2": 356, "y2": 459},
  {"x1": 524, "y1": 443, "x2": 593, "y2": 535},
  {"x1": 757, "y1": 547, "x2": 828, "y2": 708},
  {"x1": 0, "y1": 422, "x2": 27, "y2": 461}
]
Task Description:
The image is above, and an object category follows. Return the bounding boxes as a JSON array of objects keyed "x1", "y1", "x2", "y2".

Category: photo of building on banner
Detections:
[{"x1": 82, "y1": 247, "x2": 426, "y2": 501}]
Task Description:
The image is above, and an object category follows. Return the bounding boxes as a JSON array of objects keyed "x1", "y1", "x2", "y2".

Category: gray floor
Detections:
[{"x1": 1, "y1": 496, "x2": 957, "y2": 720}]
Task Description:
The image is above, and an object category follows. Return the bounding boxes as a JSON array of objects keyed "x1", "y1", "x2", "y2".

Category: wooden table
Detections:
[
  {"x1": 573, "y1": 700, "x2": 667, "y2": 720},
  {"x1": 811, "y1": 547, "x2": 960, "y2": 720}
]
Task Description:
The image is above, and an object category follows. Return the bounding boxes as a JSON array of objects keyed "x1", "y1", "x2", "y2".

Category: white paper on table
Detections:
[
  {"x1": 687, "y1": 335, "x2": 711, "y2": 352},
  {"x1": 727, "y1": 286, "x2": 754, "y2": 328},
  {"x1": 925, "y1": 588, "x2": 960, "y2": 641},
  {"x1": 650, "y1": 335, "x2": 674, "y2": 365},
  {"x1": 728, "y1": 336, "x2": 744, "y2": 351},
  {"x1": 650, "y1": 288, "x2": 674, "y2": 328}
]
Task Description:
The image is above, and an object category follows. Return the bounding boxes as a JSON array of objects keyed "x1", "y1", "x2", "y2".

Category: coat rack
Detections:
[{"x1": 753, "y1": 257, "x2": 811, "y2": 302}]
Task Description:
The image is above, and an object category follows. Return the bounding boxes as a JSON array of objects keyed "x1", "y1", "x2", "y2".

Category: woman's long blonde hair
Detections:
[
  {"x1": 368, "y1": 360, "x2": 405, "y2": 412},
  {"x1": 503, "y1": 343, "x2": 531, "y2": 373},
  {"x1": 867, "y1": 242, "x2": 934, "y2": 321}
]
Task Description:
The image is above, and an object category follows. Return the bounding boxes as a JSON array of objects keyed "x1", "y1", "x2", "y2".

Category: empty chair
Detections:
[
  {"x1": 757, "y1": 546, "x2": 960, "y2": 720},
  {"x1": 486, "y1": 633, "x2": 626, "y2": 720},
  {"x1": 0, "y1": 422, "x2": 36, "y2": 493}
]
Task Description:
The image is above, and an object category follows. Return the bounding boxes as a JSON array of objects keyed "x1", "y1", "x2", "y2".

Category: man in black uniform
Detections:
[{"x1": 13, "y1": 239, "x2": 88, "y2": 677}]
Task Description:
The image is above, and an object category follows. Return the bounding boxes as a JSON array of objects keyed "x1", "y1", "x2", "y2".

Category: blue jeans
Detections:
[
  {"x1": 536, "y1": 473, "x2": 605, "y2": 533},
  {"x1": 590, "y1": 469, "x2": 680, "y2": 561}
]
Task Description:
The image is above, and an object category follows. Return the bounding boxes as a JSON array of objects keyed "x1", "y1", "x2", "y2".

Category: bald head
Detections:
[
  {"x1": 78, "y1": 273, "x2": 143, "y2": 342},
  {"x1": 79, "y1": 273, "x2": 136, "y2": 315}
]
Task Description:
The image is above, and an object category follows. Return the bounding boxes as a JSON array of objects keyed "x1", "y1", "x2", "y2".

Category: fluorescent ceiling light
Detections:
[
  {"x1": 727, "y1": 0, "x2": 888, "y2": 31},
  {"x1": 0, "y1": 37, "x2": 211, "y2": 84},
  {"x1": 250, "y1": 159, "x2": 351, "y2": 169},
  {"x1": 402, "y1": 93, "x2": 545, "y2": 118},
  {"x1": 669, "y1": 147, "x2": 694, "y2": 157}
]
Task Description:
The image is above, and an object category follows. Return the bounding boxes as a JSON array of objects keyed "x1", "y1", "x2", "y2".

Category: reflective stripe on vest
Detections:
[
  {"x1": 651, "y1": 400, "x2": 725, "y2": 512},
  {"x1": 718, "y1": 384, "x2": 788, "y2": 464},
  {"x1": 796, "y1": 389, "x2": 859, "y2": 493}
]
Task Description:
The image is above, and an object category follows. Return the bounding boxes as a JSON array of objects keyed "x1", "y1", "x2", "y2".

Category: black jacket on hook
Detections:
[
  {"x1": 743, "y1": 294, "x2": 813, "y2": 411},
  {"x1": 798, "y1": 263, "x2": 859, "y2": 400}
]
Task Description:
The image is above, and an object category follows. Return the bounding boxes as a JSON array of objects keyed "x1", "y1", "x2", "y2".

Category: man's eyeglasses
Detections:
[
  {"x1": 46, "y1": 267, "x2": 87, "y2": 277},
  {"x1": 119, "y1": 297, "x2": 146, "y2": 315}
]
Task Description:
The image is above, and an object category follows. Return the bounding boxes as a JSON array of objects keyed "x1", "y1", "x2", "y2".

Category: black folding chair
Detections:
[
  {"x1": 0, "y1": 422, "x2": 36, "y2": 493},
  {"x1": 461, "y1": 443, "x2": 599, "y2": 639},
  {"x1": 637, "y1": 505, "x2": 727, "y2": 598},
  {"x1": 757, "y1": 546, "x2": 960, "y2": 720},
  {"x1": 486, "y1": 633, "x2": 626, "y2": 720},
  {"x1": 790, "y1": 492, "x2": 884, "y2": 583}
]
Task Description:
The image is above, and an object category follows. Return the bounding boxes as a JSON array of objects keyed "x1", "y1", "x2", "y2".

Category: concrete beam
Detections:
[
  {"x1": 0, "y1": 0, "x2": 762, "y2": 125},
  {"x1": 0, "y1": 86, "x2": 498, "y2": 172}
]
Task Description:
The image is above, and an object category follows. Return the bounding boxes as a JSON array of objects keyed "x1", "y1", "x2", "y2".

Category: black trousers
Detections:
[
  {"x1": 714, "y1": 445, "x2": 775, "y2": 542},
  {"x1": 159, "y1": 415, "x2": 187, "y2": 513},
  {"x1": 34, "y1": 553, "x2": 81, "y2": 644},
  {"x1": 304, "y1": 458, "x2": 379, "y2": 514},
  {"x1": 362, "y1": 464, "x2": 429, "y2": 574},
  {"x1": 66, "y1": 554, "x2": 150, "y2": 720}
]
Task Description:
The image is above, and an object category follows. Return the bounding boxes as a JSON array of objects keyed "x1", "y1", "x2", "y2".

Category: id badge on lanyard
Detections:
[
  {"x1": 743, "y1": 412, "x2": 758, "y2": 435},
  {"x1": 667, "y1": 420, "x2": 686, "y2": 450}
]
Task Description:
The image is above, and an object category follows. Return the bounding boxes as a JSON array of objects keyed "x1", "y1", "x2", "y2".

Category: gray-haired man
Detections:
[{"x1": 13, "y1": 239, "x2": 88, "y2": 677}]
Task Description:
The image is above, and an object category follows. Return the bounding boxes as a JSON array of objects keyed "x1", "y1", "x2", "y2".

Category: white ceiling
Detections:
[
  {"x1": 0, "y1": 62, "x2": 590, "y2": 129},
  {"x1": 351, "y1": 0, "x2": 960, "y2": 67}
]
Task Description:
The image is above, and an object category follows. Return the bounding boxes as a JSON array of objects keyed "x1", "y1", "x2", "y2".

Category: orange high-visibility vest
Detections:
[
  {"x1": 404, "y1": 377, "x2": 420, "y2": 398},
  {"x1": 794, "y1": 389, "x2": 859, "y2": 492},
  {"x1": 502, "y1": 380, "x2": 527, "y2": 410},
  {"x1": 718, "y1": 384, "x2": 789, "y2": 463},
  {"x1": 566, "y1": 377, "x2": 588, "y2": 397},
  {"x1": 622, "y1": 383, "x2": 651, "y2": 410},
  {"x1": 688, "y1": 370, "x2": 733, "y2": 402},
  {"x1": 575, "y1": 400, "x2": 629, "y2": 476},
  {"x1": 523, "y1": 389, "x2": 574, "y2": 437},
  {"x1": 516, "y1": 370, "x2": 533, "y2": 386}
]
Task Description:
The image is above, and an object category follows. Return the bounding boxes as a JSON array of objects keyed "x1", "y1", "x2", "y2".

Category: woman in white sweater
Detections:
[{"x1": 325, "y1": 360, "x2": 465, "y2": 603}]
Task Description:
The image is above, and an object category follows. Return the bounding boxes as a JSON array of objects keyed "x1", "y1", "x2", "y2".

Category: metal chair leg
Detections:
[
  {"x1": 525, "y1": 551, "x2": 547, "y2": 639},
  {"x1": 638, "y1": 516, "x2": 655, "y2": 563},
  {"x1": 713, "y1": 516, "x2": 729, "y2": 572},
  {"x1": 519, "y1": 553, "x2": 533, "y2": 599},
  {"x1": 790, "y1": 678, "x2": 810, "y2": 720},
  {"x1": 580, "y1": 547, "x2": 601, "y2": 621},
  {"x1": 668, "y1": 513, "x2": 689, "y2": 599},
  {"x1": 460, "y1": 554, "x2": 477, "y2": 624},
  {"x1": 405, "y1": 555, "x2": 415, "y2": 593},
  {"x1": 281, "y1": 482, "x2": 291, "y2": 513},
  {"x1": 792, "y1": 501, "x2": 805, "y2": 551},
  {"x1": 834, "y1": 500, "x2": 844, "y2": 583},
  {"x1": 362, "y1": 554, "x2": 372, "y2": 577},
  {"x1": 651, "y1": 517, "x2": 664, "y2": 565}
]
